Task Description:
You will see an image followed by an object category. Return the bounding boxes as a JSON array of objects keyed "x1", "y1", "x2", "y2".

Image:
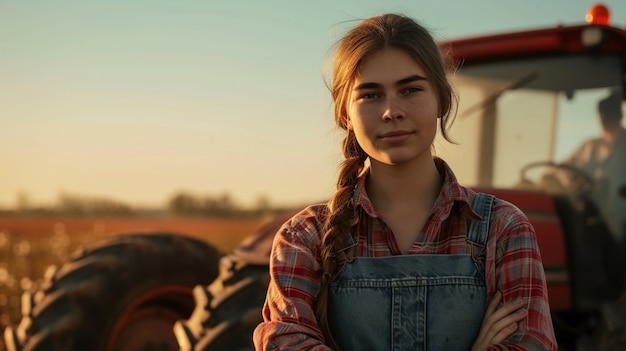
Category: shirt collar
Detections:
[{"x1": 351, "y1": 157, "x2": 481, "y2": 222}]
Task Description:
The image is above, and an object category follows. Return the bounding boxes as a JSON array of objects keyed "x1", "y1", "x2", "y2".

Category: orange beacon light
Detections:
[{"x1": 585, "y1": 3, "x2": 610, "y2": 25}]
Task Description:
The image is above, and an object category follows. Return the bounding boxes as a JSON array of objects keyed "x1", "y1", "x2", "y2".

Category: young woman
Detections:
[{"x1": 254, "y1": 14, "x2": 557, "y2": 351}]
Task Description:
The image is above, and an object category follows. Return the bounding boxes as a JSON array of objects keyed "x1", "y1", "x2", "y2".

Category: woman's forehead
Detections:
[{"x1": 353, "y1": 48, "x2": 428, "y2": 85}]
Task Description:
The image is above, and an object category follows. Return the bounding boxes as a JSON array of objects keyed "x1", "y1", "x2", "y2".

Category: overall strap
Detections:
[{"x1": 468, "y1": 193, "x2": 495, "y2": 247}]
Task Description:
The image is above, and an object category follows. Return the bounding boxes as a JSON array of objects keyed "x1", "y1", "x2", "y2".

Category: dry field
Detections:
[{"x1": 0, "y1": 215, "x2": 265, "y2": 350}]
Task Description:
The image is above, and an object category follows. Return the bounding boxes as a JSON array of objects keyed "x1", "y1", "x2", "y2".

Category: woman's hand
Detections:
[{"x1": 471, "y1": 291, "x2": 528, "y2": 351}]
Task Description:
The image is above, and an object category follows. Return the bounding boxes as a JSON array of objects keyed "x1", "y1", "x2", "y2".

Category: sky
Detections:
[{"x1": 1, "y1": 0, "x2": 626, "y2": 210}]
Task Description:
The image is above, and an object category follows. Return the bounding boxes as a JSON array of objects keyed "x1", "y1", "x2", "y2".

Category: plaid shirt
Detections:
[{"x1": 254, "y1": 158, "x2": 557, "y2": 351}]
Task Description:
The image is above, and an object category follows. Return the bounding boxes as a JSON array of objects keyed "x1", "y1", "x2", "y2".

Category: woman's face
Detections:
[{"x1": 347, "y1": 47, "x2": 439, "y2": 167}]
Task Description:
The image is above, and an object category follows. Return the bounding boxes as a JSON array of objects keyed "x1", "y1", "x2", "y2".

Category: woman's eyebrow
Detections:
[
  {"x1": 353, "y1": 74, "x2": 428, "y2": 91},
  {"x1": 396, "y1": 74, "x2": 427, "y2": 86},
  {"x1": 352, "y1": 82, "x2": 381, "y2": 91}
]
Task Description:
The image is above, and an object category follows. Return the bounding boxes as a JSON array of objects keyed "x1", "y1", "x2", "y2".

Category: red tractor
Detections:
[{"x1": 5, "y1": 3, "x2": 626, "y2": 351}]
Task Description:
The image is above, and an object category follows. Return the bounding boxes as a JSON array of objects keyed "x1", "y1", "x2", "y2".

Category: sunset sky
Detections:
[{"x1": 2, "y1": 0, "x2": 625, "y2": 209}]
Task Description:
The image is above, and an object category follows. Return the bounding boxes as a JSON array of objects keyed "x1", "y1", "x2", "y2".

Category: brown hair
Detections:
[
  {"x1": 599, "y1": 89, "x2": 623, "y2": 121},
  {"x1": 315, "y1": 14, "x2": 457, "y2": 349}
]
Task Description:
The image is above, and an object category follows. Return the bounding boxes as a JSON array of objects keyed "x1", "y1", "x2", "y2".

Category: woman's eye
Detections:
[
  {"x1": 404, "y1": 87, "x2": 422, "y2": 94},
  {"x1": 360, "y1": 93, "x2": 380, "y2": 100}
]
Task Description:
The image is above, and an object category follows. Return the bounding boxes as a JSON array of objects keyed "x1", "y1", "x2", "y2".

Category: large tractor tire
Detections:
[
  {"x1": 174, "y1": 254, "x2": 270, "y2": 351},
  {"x1": 173, "y1": 208, "x2": 302, "y2": 351},
  {"x1": 3, "y1": 232, "x2": 221, "y2": 351}
]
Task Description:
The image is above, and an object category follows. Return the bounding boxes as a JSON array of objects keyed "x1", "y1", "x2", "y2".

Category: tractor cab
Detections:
[{"x1": 439, "y1": 3, "x2": 626, "y2": 345}]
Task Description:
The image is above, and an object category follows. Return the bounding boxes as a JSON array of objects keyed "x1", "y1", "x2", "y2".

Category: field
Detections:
[{"x1": 0, "y1": 215, "x2": 265, "y2": 350}]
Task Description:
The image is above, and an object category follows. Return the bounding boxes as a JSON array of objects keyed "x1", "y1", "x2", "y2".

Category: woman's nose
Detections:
[{"x1": 382, "y1": 97, "x2": 404, "y2": 121}]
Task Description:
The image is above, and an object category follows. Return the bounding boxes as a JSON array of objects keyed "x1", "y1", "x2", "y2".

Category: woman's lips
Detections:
[{"x1": 379, "y1": 130, "x2": 413, "y2": 143}]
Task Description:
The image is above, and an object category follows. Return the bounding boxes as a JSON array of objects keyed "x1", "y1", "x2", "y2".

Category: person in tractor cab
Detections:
[
  {"x1": 542, "y1": 90, "x2": 626, "y2": 242},
  {"x1": 253, "y1": 14, "x2": 557, "y2": 351},
  {"x1": 566, "y1": 91, "x2": 625, "y2": 242}
]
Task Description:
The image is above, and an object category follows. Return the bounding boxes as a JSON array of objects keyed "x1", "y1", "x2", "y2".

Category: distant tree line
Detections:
[
  {"x1": 166, "y1": 191, "x2": 288, "y2": 218},
  {"x1": 10, "y1": 192, "x2": 135, "y2": 217},
  {"x1": 3, "y1": 191, "x2": 290, "y2": 218}
]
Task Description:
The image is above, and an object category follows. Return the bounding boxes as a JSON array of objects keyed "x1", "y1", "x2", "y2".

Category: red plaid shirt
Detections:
[{"x1": 254, "y1": 158, "x2": 557, "y2": 350}]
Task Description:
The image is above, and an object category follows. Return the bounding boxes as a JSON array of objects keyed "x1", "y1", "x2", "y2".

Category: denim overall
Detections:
[{"x1": 328, "y1": 193, "x2": 494, "y2": 351}]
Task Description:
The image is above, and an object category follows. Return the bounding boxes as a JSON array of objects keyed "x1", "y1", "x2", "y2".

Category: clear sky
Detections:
[{"x1": 2, "y1": 0, "x2": 625, "y2": 209}]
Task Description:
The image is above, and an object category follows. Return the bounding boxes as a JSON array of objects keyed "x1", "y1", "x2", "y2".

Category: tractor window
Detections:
[
  {"x1": 439, "y1": 54, "x2": 625, "y2": 240},
  {"x1": 440, "y1": 54, "x2": 623, "y2": 188}
]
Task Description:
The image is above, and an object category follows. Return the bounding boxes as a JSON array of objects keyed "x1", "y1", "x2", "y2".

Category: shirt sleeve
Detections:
[
  {"x1": 486, "y1": 200, "x2": 558, "y2": 351},
  {"x1": 253, "y1": 213, "x2": 332, "y2": 351}
]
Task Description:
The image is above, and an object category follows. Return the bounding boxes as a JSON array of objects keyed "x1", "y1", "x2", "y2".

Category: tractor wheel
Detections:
[
  {"x1": 577, "y1": 290, "x2": 626, "y2": 351},
  {"x1": 174, "y1": 254, "x2": 270, "y2": 351},
  {"x1": 3, "y1": 232, "x2": 221, "y2": 351}
]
